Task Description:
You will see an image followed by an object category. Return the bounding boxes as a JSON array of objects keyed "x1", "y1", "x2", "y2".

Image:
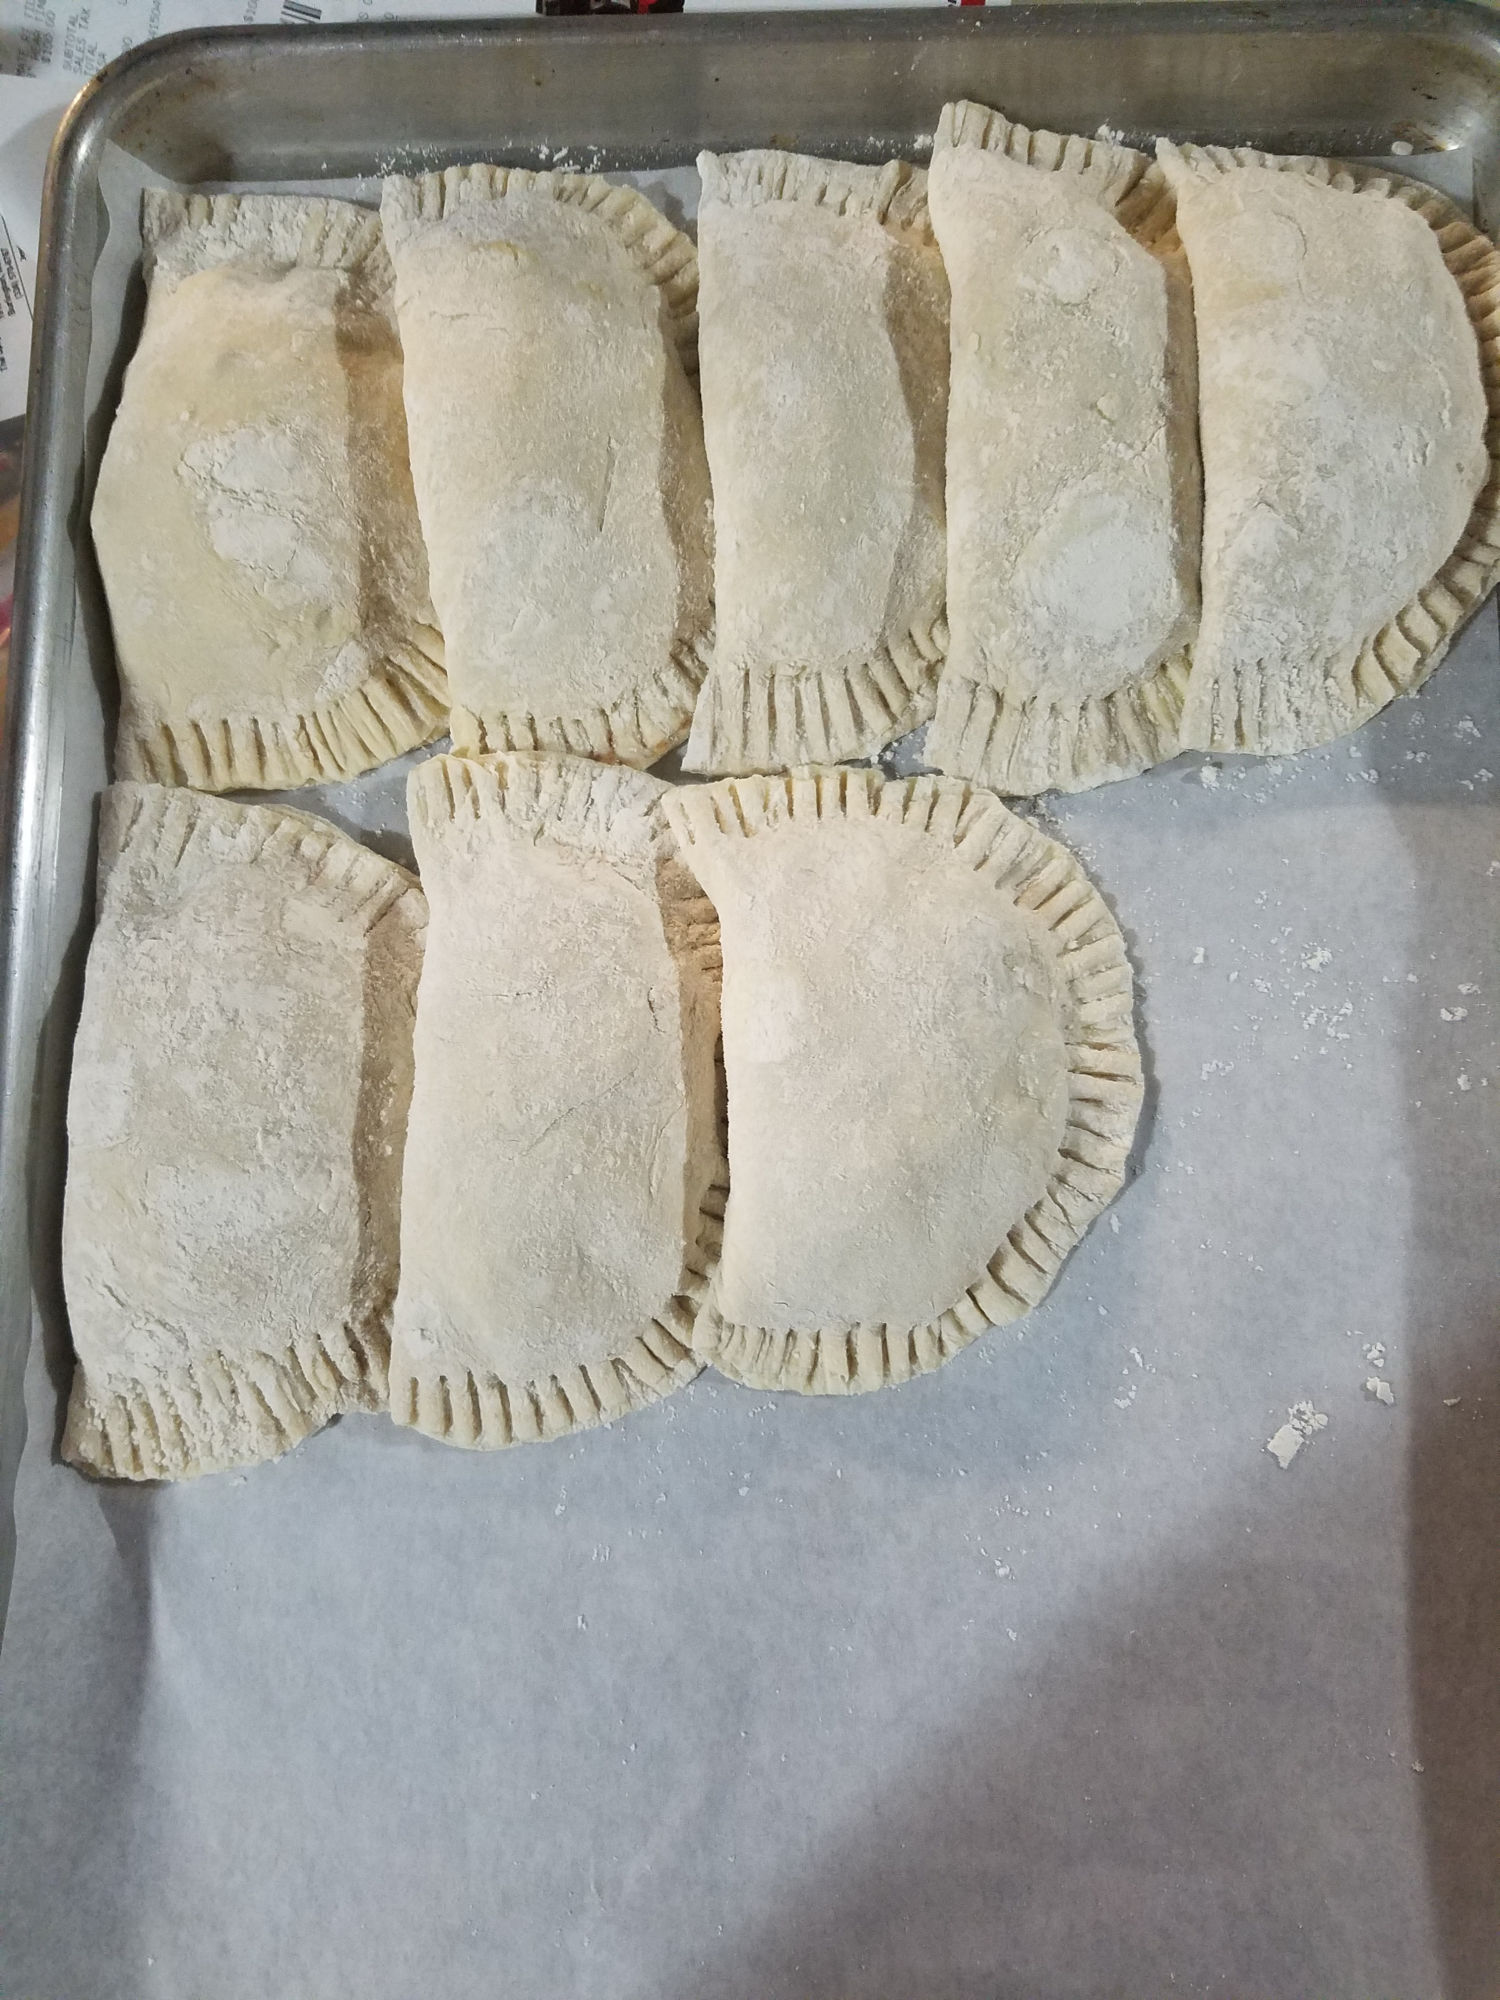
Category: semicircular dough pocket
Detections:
[
  {"x1": 91, "y1": 191, "x2": 446, "y2": 792},
  {"x1": 925, "y1": 101, "x2": 1201, "y2": 798},
  {"x1": 62, "y1": 784, "x2": 425, "y2": 1481},
  {"x1": 1160, "y1": 142, "x2": 1500, "y2": 755},
  {"x1": 683, "y1": 148, "x2": 949, "y2": 774},
  {"x1": 664, "y1": 768, "x2": 1142, "y2": 1397},
  {"x1": 391, "y1": 751, "x2": 726, "y2": 1448},
  {"x1": 381, "y1": 166, "x2": 714, "y2": 769}
]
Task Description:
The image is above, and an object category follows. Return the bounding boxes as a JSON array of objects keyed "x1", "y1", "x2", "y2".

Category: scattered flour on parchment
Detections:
[
  {"x1": 1266, "y1": 1400, "x2": 1329, "y2": 1469},
  {"x1": 1364, "y1": 1377, "x2": 1396, "y2": 1407}
]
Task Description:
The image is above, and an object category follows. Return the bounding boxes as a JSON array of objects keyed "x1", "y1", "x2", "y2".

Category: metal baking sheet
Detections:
[{"x1": 4, "y1": 7, "x2": 1500, "y2": 1994}]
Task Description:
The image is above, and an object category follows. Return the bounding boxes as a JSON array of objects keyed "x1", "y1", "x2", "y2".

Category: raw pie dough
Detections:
[
  {"x1": 91, "y1": 191, "x2": 445, "y2": 791},
  {"x1": 381, "y1": 167, "x2": 714, "y2": 767},
  {"x1": 391, "y1": 752, "x2": 725, "y2": 1447},
  {"x1": 664, "y1": 769, "x2": 1142, "y2": 1394},
  {"x1": 924, "y1": 102, "x2": 1201, "y2": 796},
  {"x1": 62, "y1": 784, "x2": 425, "y2": 1481},
  {"x1": 1161, "y1": 143, "x2": 1499, "y2": 754},
  {"x1": 684, "y1": 149, "x2": 949, "y2": 773}
]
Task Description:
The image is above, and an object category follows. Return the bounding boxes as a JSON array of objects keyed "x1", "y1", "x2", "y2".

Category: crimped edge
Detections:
[
  {"x1": 116, "y1": 633, "x2": 449, "y2": 792},
  {"x1": 393, "y1": 751, "x2": 726, "y2": 1449},
  {"x1": 64, "y1": 783, "x2": 426, "y2": 1482},
  {"x1": 95, "y1": 778, "x2": 425, "y2": 934},
  {"x1": 664, "y1": 768, "x2": 1142, "y2": 1396},
  {"x1": 449, "y1": 624, "x2": 713, "y2": 771},
  {"x1": 143, "y1": 188, "x2": 394, "y2": 297},
  {"x1": 408, "y1": 746, "x2": 672, "y2": 879},
  {"x1": 935, "y1": 100, "x2": 1178, "y2": 249},
  {"x1": 64, "y1": 1337, "x2": 389, "y2": 1483},
  {"x1": 698, "y1": 148, "x2": 933, "y2": 243},
  {"x1": 1160, "y1": 140, "x2": 1500, "y2": 754},
  {"x1": 380, "y1": 163, "x2": 700, "y2": 369},
  {"x1": 926, "y1": 648, "x2": 1192, "y2": 797},
  {"x1": 682, "y1": 617, "x2": 947, "y2": 775}
]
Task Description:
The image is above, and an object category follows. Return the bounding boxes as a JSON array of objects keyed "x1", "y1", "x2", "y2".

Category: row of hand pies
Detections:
[
  {"x1": 60, "y1": 758, "x2": 1141, "y2": 1480},
  {"x1": 90, "y1": 104, "x2": 1500, "y2": 801}
]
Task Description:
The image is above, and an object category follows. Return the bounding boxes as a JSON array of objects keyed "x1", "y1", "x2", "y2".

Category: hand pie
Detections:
[
  {"x1": 664, "y1": 770, "x2": 1141, "y2": 1395},
  {"x1": 391, "y1": 753, "x2": 724, "y2": 1447},
  {"x1": 381, "y1": 167, "x2": 714, "y2": 768},
  {"x1": 925, "y1": 102, "x2": 1200, "y2": 796},
  {"x1": 684, "y1": 149, "x2": 949, "y2": 773},
  {"x1": 1160, "y1": 143, "x2": 1499, "y2": 755},
  {"x1": 91, "y1": 191, "x2": 445, "y2": 792},
  {"x1": 62, "y1": 785, "x2": 424, "y2": 1481}
]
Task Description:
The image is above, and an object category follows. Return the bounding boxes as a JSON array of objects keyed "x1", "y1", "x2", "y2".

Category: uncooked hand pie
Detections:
[
  {"x1": 62, "y1": 784, "x2": 425, "y2": 1480},
  {"x1": 664, "y1": 769, "x2": 1142, "y2": 1394},
  {"x1": 91, "y1": 191, "x2": 446, "y2": 792},
  {"x1": 925, "y1": 101, "x2": 1200, "y2": 796},
  {"x1": 1162, "y1": 142, "x2": 1500, "y2": 755},
  {"x1": 684, "y1": 148, "x2": 949, "y2": 773},
  {"x1": 381, "y1": 166, "x2": 715, "y2": 767},
  {"x1": 390, "y1": 752, "x2": 725, "y2": 1447}
]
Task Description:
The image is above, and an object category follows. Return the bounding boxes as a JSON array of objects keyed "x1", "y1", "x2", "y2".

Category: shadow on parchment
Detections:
[
  {"x1": 1395, "y1": 716, "x2": 1500, "y2": 1995},
  {"x1": 657, "y1": 1432, "x2": 1423, "y2": 2000}
]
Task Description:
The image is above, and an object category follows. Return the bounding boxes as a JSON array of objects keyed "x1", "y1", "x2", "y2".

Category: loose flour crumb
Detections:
[
  {"x1": 1362, "y1": 1340, "x2": 1387, "y2": 1368},
  {"x1": 1364, "y1": 1377, "x2": 1396, "y2": 1406},
  {"x1": 1267, "y1": 1399, "x2": 1329, "y2": 1469}
]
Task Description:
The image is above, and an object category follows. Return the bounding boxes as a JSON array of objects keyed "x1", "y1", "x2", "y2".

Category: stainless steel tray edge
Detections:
[{"x1": 4, "y1": 0, "x2": 1500, "y2": 1649}]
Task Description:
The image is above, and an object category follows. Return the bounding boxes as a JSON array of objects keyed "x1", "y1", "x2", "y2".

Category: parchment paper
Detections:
[{"x1": 1, "y1": 149, "x2": 1497, "y2": 2000}]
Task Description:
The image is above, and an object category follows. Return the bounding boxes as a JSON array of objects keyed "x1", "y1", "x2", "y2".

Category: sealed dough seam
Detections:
[
  {"x1": 117, "y1": 629, "x2": 448, "y2": 791},
  {"x1": 65, "y1": 1340, "x2": 390, "y2": 1483},
  {"x1": 447, "y1": 622, "x2": 714, "y2": 770},
  {"x1": 699, "y1": 146, "x2": 933, "y2": 239},
  {"x1": 937, "y1": 100, "x2": 1180, "y2": 249},
  {"x1": 928, "y1": 647, "x2": 1191, "y2": 798},
  {"x1": 143, "y1": 188, "x2": 388, "y2": 287},
  {"x1": 682, "y1": 615, "x2": 947, "y2": 774}
]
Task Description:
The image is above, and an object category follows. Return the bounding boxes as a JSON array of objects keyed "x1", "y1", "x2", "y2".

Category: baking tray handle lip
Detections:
[{"x1": 26, "y1": 0, "x2": 1500, "y2": 92}]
